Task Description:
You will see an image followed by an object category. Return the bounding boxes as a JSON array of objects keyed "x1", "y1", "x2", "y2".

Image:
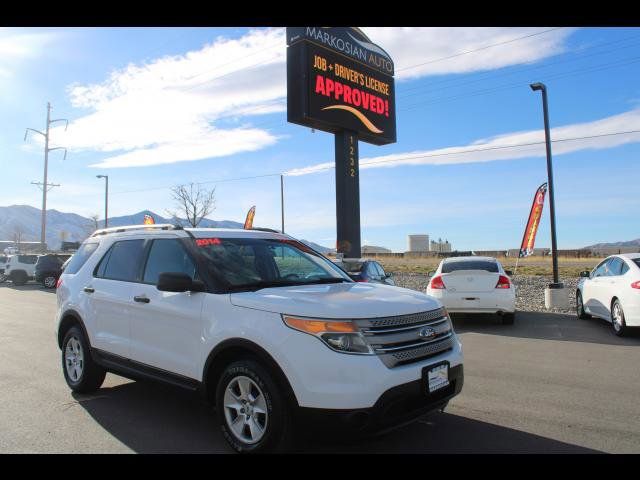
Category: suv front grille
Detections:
[{"x1": 354, "y1": 308, "x2": 454, "y2": 368}]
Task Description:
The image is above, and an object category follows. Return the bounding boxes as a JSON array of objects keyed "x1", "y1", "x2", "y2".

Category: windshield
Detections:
[
  {"x1": 442, "y1": 260, "x2": 499, "y2": 273},
  {"x1": 193, "y1": 237, "x2": 352, "y2": 291}
]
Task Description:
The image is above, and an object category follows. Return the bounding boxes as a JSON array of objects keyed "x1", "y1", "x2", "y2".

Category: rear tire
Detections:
[
  {"x1": 576, "y1": 291, "x2": 590, "y2": 319},
  {"x1": 43, "y1": 275, "x2": 57, "y2": 289},
  {"x1": 611, "y1": 299, "x2": 628, "y2": 337},
  {"x1": 501, "y1": 312, "x2": 515, "y2": 325},
  {"x1": 215, "y1": 359, "x2": 295, "y2": 453},
  {"x1": 61, "y1": 326, "x2": 106, "y2": 393},
  {"x1": 10, "y1": 271, "x2": 28, "y2": 286}
]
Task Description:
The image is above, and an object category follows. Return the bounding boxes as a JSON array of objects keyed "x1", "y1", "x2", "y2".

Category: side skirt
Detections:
[{"x1": 92, "y1": 348, "x2": 201, "y2": 392}]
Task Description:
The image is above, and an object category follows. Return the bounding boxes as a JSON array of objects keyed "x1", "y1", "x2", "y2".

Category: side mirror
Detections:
[
  {"x1": 157, "y1": 272, "x2": 205, "y2": 292},
  {"x1": 427, "y1": 270, "x2": 436, "y2": 277},
  {"x1": 579, "y1": 270, "x2": 591, "y2": 278},
  {"x1": 504, "y1": 270, "x2": 513, "y2": 276}
]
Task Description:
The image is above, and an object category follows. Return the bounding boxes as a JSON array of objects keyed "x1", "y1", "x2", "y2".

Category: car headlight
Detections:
[{"x1": 282, "y1": 315, "x2": 374, "y2": 355}]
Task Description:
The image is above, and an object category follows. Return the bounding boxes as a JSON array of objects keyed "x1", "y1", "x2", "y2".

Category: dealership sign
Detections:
[{"x1": 287, "y1": 27, "x2": 396, "y2": 146}]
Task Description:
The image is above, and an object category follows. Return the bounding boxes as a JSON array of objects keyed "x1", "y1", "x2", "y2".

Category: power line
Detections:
[
  {"x1": 110, "y1": 129, "x2": 640, "y2": 194},
  {"x1": 396, "y1": 27, "x2": 566, "y2": 73}
]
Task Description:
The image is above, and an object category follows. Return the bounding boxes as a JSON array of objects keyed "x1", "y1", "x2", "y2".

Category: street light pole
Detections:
[
  {"x1": 530, "y1": 82, "x2": 561, "y2": 287},
  {"x1": 97, "y1": 175, "x2": 109, "y2": 228}
]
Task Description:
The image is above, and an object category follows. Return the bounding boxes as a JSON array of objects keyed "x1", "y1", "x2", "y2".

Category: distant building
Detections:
[
  {"x1": 407, "y1": 234, "x2": 429, "y2": 252},
  {"x1": 430, "y1": 238, "x2": 452, "y2": 253},
  {"x1": 362, "y1": 245, "x2": 392, "y2": 254}
]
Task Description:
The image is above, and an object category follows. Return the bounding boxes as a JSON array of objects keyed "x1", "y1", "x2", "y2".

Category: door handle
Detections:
[
  {"x1": 83, "y1": 286, "x2": 95, "y2": 293},
  {"x1": 133, "y1": 295, "x2": 150, "y2": 304}
]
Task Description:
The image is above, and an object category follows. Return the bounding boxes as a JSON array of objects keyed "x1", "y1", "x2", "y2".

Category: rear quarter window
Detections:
[{"x1": 64, "y1": 242, "x2": 100, "y2": 275}]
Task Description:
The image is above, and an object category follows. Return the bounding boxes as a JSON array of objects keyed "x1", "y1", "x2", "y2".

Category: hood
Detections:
[{"x1": 229, "y1": 282, "x2": 441, "y2": 319}]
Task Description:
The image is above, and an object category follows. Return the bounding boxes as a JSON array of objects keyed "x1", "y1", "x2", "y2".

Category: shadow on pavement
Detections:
[
  {"x1": 0, "y1": 282, "x2": 56, "y2": 293},
  {"x1": 73, "y1": 378, "x2": 599, "y2": 454},
  {"x1": 451, "y1": 311, "x2": 640, "y2": 346}
]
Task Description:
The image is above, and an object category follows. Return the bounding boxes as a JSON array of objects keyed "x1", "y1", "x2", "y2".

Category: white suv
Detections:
[
  {"x1": 4, "y1": 254, "x2": 39, "y2": 285},
  {"x1": 55, "y1": 225, "x2": 464, "y2": 453}
]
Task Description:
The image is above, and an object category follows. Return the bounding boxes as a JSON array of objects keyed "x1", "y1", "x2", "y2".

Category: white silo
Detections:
[{"x1": 407, "y1": 234, "x2": 429, "y2": 252}]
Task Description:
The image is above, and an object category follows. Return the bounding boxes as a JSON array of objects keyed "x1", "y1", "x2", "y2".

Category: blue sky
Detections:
[{"x1": 1, "y1": 27, "x2": 639, "y2": 251}]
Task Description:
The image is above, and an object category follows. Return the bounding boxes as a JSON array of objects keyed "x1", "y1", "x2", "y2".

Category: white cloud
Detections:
[
  {"x1": 365, "y1": 27, "x2": 576, "y2": 80},
  {"x1": 0, "y1": 29, "x2": 60, "y2": 77},
  {"x1": 50, "y1": 28, "x2": 287, "y2": 168},
  {"x1": 38, "y1": 27, "x2": 576, "y2": 169},
  {"x1": 285, "y1": 108, "x2": 640, "y2": 176}
]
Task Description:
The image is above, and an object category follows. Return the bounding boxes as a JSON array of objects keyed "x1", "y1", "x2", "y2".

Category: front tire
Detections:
[
  {"x1": 61, "y1": 326, "x2": 106, "y2": 393},
  {"x1": 576, "y1": 291, "x2": 590, "y2": 319},
  {"x1": 215, "y1": 359, "x2": 294, "y2": 453},
  {"x1": 611, "y1": 299, "x2": 628, "y2": 337}
]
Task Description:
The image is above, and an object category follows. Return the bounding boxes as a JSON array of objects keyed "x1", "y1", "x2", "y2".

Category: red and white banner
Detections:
[{"x1": 519, "y1": 183, "x2": 548, "y2": 258}]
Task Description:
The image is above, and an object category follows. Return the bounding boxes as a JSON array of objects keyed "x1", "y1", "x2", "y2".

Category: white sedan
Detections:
[
  {"x1": 426, "y1": 256, "x2": 516, "y2": 324},
  {"x1": 576, "y1": 253, "x2": 640, "y2": 336}
]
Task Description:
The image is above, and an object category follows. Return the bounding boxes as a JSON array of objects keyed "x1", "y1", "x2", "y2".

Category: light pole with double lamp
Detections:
[{"x1": 96, "y1": 175, "x2": 109, "y2": 228}]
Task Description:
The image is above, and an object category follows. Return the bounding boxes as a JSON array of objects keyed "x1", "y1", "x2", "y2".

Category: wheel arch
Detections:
[
  {"x1": 202, "y1": 338, "x2": 299, "y2": 409},
  {"x1": 57, "y1": 309, "x2": 91, "y2": 349}
]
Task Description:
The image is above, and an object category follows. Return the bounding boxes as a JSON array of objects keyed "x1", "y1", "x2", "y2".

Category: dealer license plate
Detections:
[{"x1": 427, "y1": 364, "x2": 449, "y2": 393}]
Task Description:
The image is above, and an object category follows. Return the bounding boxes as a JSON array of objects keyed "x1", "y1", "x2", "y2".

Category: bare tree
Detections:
[
  {"x1": 12, "y1": 224, "x2": 24, "y2": 250},
  {"x1": 83, "y1": 214, "x2": 100, "y2": 237},
  {"x1": 167, "y1": 183, "x2": 216, "y2": 227}
]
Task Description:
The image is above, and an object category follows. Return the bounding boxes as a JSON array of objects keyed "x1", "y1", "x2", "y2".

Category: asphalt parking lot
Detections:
[{"x1": 1, "y1": 283, "x2": 639, "y2": 453}]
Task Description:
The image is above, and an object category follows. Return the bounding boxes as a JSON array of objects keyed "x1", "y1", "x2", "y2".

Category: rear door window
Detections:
[
  {"x1": 64, "y1": 242, "x2": 100, "y2": 275},
  {"x1": 142, "y1": 239, "x2": 197, "y2": 285},
  {"x1": 97, "y1": 240, "x2": 146, "y2": 282},
  {"x1": 442, "y1": 260, "x2": 499, "y2": 273}
]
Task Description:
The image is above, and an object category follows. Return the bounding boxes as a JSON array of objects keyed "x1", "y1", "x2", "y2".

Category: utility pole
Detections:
[
  {"x1": 25, "y1": 102, "x2": 68, "y2": 251},
  {"x1": 280, "y1": 174, "x2": 285, "y2": 234},
  {"x1": 96, "y1": 175, "x2": 109, "y2": 228}
]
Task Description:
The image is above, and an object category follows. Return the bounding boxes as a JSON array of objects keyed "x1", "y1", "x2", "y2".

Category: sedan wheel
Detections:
[
  {"x1": 611, "y1": 300, "x2": 628, "y2": 337},
  {"x1": 576, "y1": 291, "x2": 590, "y2": 319},
  {"x1": 43, "y1": 276, "x2": 57, "y2": 288}
]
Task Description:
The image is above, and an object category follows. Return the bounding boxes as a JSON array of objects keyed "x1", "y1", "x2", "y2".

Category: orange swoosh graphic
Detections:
[{"x1": 321, "y1": 105, "x2": 383, "y2": 134}]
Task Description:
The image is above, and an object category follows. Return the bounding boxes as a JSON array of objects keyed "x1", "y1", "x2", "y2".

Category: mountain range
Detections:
[
  {"x1": 584, "y1": 239, "x2": 640, "y2": 248},
  {"x1": 0, "y1": 205, "x2": 333, "y2": 253}
]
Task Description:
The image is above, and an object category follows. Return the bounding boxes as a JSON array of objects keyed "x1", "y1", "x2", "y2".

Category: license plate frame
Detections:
[{"x1": 423, "y1": 361, "x2": 450, "y2": 394}]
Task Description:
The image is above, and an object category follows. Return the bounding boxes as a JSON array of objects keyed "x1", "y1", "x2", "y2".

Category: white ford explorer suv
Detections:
[{"x1": 55, "y1": 224, "x2": 464, "y2": 453}]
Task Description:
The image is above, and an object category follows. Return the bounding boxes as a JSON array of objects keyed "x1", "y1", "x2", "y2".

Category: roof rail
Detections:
[
  {"x1": 249, "y1": 227, "x2": 282, "y2": 234},
  {"x1": 90, "y1": 224, "x2": 182, "y2": 237}
]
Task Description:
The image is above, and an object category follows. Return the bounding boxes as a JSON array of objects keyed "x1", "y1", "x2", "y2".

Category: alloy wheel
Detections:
[
  {"x1": 612, "y1": 302, "x2": 624, "y2": 333},
  {"x1": 44, "y1": 276, "x2": 57, "y2": 288},
  {"x1": 65, "y1": 337, "x2": 84, "y2": 382},
  {"x1": 223, "y1": 375, "x2": 268, "y2": 444}
]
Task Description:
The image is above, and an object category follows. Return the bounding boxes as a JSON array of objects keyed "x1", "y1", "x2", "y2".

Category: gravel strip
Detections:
[{"x1": 392, "y1": 272, "x2": 578, "y2": 315}]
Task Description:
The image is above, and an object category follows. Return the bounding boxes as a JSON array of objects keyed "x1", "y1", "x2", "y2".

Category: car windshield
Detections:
[
  {"x1": 193, "y1": 237, "x2": 352, "y2": 291},
  {"x1": 442, "y1": 260, "x2": 499, "y2": 273}
]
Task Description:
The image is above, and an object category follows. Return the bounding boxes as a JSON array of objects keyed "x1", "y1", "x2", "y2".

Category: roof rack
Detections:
[
  {"x1": 249, "y1": 227, "x2": 282, "y2": 234},
  {"x1": 90, "y1": 224, "x2": 183, "y2": 237}
]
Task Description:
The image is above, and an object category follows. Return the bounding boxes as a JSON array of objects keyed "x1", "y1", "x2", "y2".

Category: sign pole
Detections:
[{"x1": 335, "y1": 130, "x2": 361, "y2": 259}]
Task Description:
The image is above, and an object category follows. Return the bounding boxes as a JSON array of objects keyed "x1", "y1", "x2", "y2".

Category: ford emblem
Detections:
[{"x1": 419, "y1": 327, "x2": 436, "y2": 339}]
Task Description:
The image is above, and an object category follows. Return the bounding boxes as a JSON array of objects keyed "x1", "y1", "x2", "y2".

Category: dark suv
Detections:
[{"x1": 35, "y1": 254, "x2": 71, "y2": 288}]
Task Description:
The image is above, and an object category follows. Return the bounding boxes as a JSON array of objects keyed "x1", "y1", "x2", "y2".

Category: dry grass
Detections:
[{"x1": 365, "y1": 255, "x2": 601, "y2": 277}]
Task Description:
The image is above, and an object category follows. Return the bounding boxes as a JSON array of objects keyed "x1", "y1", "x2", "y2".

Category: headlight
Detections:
[{"x1": 282, "y1": 315, "x2": 374, "y2": 355}]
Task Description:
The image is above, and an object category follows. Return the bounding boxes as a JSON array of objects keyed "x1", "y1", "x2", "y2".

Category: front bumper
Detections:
[{"x1": 296, "y1": 363, "x2": 463, "y2": 435}]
